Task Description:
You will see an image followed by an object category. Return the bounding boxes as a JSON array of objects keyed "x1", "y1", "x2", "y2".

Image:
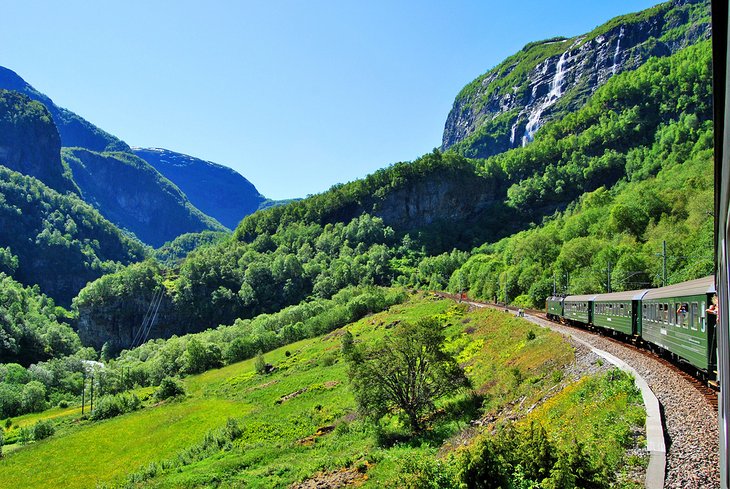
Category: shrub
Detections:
[
  {"x1": 32, "y1": 420, "x2": 55, "y2": 441},
  {"x1": 154, "y1": 377, "x2": 186, "y2": 401},
  {"x1": 254, "y1": 351, "x2": 268, "y2": 375},
  {"x1": 91, "y1": 393, "x2": 142, "y2": 420}
]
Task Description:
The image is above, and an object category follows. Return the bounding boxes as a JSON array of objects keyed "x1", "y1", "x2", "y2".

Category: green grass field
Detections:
[{"x1": 0, "y1": 293, "x2": 643, "y2": 488}]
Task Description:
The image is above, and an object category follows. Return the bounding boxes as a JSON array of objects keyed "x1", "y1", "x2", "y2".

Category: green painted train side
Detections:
[
  {"x1": 641, "y1": 293, "x2": 715, "y2": 371},
  {"x1": 592, "y1": 300, "x2": 634, "y2": 335},
  {"x1": 563, "y1": 300, "x2": 590, "y2": 324},
  {"x1": 546, "y1": 298, "x2": 563, "y2": 318}
]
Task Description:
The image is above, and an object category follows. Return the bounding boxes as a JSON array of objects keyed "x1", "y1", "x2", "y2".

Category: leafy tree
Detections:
[
  {"x1": 31, "y1": 419, "x2": 54, "y2": 441},
  {"x1": 344, "y1": 317, "x2": 470, "y2": 433},
  {"x1": 154, "y1": 377, "x2": 185, "y2": 401},
  {"x1": 21, "y1": 380, "x2": 46, "y2": 413}
]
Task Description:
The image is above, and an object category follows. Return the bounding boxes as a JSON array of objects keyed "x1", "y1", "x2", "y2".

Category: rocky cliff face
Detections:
[
  {"x1": 0, "y1": 90, "x2": 76, "y2": 193},
  {"x1": 133, "y1": 147, "x2": 266, "y2": 230},
  {"x1": 442, "y1": 0, "x2": 711, "y2": 158},
  {"x1": 63, "y1": 148, "x2": 227, "y2": 247},
  {"x1": 0, "y1": 66, "x2": 129, "y2": 152}
]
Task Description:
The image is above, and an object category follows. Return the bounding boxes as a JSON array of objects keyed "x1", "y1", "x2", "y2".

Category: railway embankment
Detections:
[
  {"x1": 458, "y1": 297, "x2": 718, "y2": 489},
  {"x1": 529, "y1": 312, "x2": 718, "y2": 489}
]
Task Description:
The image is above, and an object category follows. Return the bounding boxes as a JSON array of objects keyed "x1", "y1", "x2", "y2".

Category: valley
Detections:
[{"x1": 0, "y1": 0, "x2": 718, "y2": 487}]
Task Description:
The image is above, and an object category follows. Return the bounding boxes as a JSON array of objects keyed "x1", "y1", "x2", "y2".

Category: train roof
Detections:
[
  {"x1": 593, "y1": 289, "x2": 650, "y2": 302},
  {"x1": 643, "y1": 275, "x2": 716, "y2": 300},
  {"x1": 546, "y1": 296, "x2": 564, "y2": 302},
  {"x1": 564, "y1": 294, "x2": 597, "y2": 302}
]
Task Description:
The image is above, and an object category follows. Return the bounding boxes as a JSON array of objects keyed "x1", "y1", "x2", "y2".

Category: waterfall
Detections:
[
  {"x1": 612, "y1": 26, "x2": 625, "y2": 75},
  {"x1": 522, "y1": 50, "x2": 571, "y2": 145},
  {"x1": 510, "y1": 120, "x2": 519, "y2": 146}
]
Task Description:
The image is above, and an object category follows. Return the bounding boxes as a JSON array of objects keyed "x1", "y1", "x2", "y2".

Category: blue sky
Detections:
[{"x1": 2, "y1": 1, "x2": 659, "y2": 199}]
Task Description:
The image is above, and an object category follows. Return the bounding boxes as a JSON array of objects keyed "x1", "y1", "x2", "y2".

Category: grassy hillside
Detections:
[{"x1": 0, "y1": 294, "x2": 644, "y2": 488}]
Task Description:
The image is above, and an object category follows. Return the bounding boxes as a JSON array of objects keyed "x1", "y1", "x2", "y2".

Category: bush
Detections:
[
  {"x1": 91, "y1": 393, "x2": 142, "y2": 420},
  {"x1": 254, "y1": 351, "x2": 268, "y2": 375},
  {"x1": 154, "y1": 377, "x2": 185, "y2": 401},
  {"x1": 31, "y1": 419, "x2": 55, "y2": 441}
]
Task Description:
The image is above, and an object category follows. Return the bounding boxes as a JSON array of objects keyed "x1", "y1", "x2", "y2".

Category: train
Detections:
[{"x1": 545, "y1": 275, "x2": 718, "y2": 379}]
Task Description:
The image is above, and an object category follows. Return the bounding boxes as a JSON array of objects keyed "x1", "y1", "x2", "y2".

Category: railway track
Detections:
[{"x1": 436, "y1": 292, "x2": 719, "y2": 409}]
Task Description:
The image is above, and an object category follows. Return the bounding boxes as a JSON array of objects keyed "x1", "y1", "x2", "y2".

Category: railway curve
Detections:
[{"x1": 438, "y1": 294, "x2": 719, "y2": 488}]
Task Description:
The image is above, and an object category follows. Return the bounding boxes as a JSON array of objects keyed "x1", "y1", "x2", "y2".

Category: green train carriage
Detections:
[
  {"x1": 640, "y1": 276, "x2": 717, "y2": 373},
  {"x1": 562, "y1": 294, "x2": 595, "y2": 325},
  {"x1": 592, "y1": 289, "x2": 649, "y2": 336}
]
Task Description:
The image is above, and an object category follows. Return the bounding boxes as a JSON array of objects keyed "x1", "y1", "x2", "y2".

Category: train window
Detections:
[
  {"x1": 689, "y1": 302, "x2": 700, "y2": 331},
  {"x1": 663, "y1": 303, "x2": 669, "y2": 323},
  {"x1": 701, "y1": 301, "x2": 706, "y2": 333},
  {"x1": 642, "y1": 304, "x2": 647, "y2": 320},
  {"x1": 690, "y1": 303, "x2": 698, "y2": 331},
  {"x1": 620, "y1": 303, "x2": 625, "y2": 317}
]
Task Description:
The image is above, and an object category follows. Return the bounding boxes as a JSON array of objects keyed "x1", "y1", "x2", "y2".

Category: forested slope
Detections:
[
  {"x1": 63, "y1": 148, "x2": 226, "y2": 247},
  {"x1": 0, "y1": 166, "x2": 147, "y2": 305},
  {"x1": 72, "y1": 36, "x2": 715, "y2": 344}
]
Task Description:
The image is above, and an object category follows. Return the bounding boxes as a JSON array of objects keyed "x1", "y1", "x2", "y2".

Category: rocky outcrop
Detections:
[
  {"x1": 132, "y1": 147, "x2": 266, "y2": 230},
  {"x1": 0, "y1": 66, "x2": 128, "y2": 152},
  {"x1": 63, "y1": 148, "x2": 227, "y2": 247},
  {"x1": 442, "y1": 0, "x2": 711, "y2": 158},
  {"x1": 0, "y1": 90, "x2": 76, "y2": 193}
]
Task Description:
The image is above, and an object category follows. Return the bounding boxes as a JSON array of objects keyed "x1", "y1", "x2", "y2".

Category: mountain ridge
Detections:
[
  {"x1": 131, "y1": 147, "x2": 266, "y2": 230},
  {"x1": 442, "y1": 0, "x2": 711, "y2": 158}
]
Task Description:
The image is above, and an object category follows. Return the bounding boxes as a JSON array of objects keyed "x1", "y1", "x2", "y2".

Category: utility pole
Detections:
[
  {"x1": 552, "y1": 274, "x2": 556, "y2": 296},
  {"x1": 607, "y1": 261, "x2": 612, "y2": 293},
  {"x1": 662, "y1": 240, "x2": 667, "y2": 287},
  {"x1": 81, "y1": 371, "x2": 85, "y2": 415},
  {"x1": 90, "y1": 373, "x2": 94, "y2": 414}
]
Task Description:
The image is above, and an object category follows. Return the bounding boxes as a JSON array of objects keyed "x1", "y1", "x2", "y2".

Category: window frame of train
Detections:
[
  {"x1": 640, "y1": 276, "x2": 717, "y2": 373},
  {"x1": 562, "y1": 294, "x2": 595, "y2": 325},
  {"x1": 592, "y1": 289, "x2": 649, "y2": 336}
]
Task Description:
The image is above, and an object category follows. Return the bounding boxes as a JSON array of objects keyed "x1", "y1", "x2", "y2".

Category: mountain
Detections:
[
  {"x1": 442, "y1": 0, "x2": 711, "y2": 158},
  {"x1": 62, "y1": 148, "x2": 227, "y2": 247},
  {"x1": 0, "y1": 90, "x2": 76, "y2": 194},
  {"x1": 132, "y1": 147, "x2": 266, "y2": 230},
  {"x1": 0, "y1": 66, "x2": 129, "y2": 152},
  {"x1": 0, "y1": 165, "x2": 148, "y2": 306},
  {"x1": 71, "y1": 0, "x2": 713, "y2": 346}
]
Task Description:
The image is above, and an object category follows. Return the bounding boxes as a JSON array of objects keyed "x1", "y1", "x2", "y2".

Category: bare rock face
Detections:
[
  {"x1": 442, "y1": 0, "x2": 711, "y2": 158},
  {"x1": 0, "y1": 90, "x2": 75, "y2": 193}
]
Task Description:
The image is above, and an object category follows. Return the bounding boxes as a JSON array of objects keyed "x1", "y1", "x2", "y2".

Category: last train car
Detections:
[
  {"x1": 640, "y1": 276, "x2": 717, "y2": 375},
  {"x1": 545, "y1": 296, "x2": 564, "y2": 321},
  {"x1": 562, "y1": 294, "x2": 595, "y2": 326},
  {"x1": 592, "y1": 289, "x2": 649, "y2": 337}
]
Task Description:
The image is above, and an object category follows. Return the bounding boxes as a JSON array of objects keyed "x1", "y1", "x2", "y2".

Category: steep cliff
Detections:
[
  {"x1": 132, "y1": 147, "x2": 266, "y2": 230},
  {"x1": 63, "y1": 148, "x2": 227, "y2": 247},
  {"x1": 442, "y1": 0, "x2": 711, "y2": 158},
  {"x1": 0, "y1": 66, "x2": 129, "y2": 152},
  {"x1": 0, "y1": 90, "x2": 76, "y2": 194}
]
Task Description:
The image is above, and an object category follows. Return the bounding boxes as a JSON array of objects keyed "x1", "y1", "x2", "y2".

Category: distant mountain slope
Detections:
[
  {"x1": 0, "y1": 66, "x2": 129, "y2": 152},
  {"x1": 132, "y1": 147, "x2": 266, "y2": 230},
  {"x1": 63, "y1": 148, "x2": 226, "y2": 247},
  {"x1": 442, "y1": 0, "x2": 710, "y2": 158},
  {"x1": 0, "y1": 90, "x2": 77, "y2": 194},
  {"x1": 0, "y1": 165, "x2": 147, "y2": 306}
]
